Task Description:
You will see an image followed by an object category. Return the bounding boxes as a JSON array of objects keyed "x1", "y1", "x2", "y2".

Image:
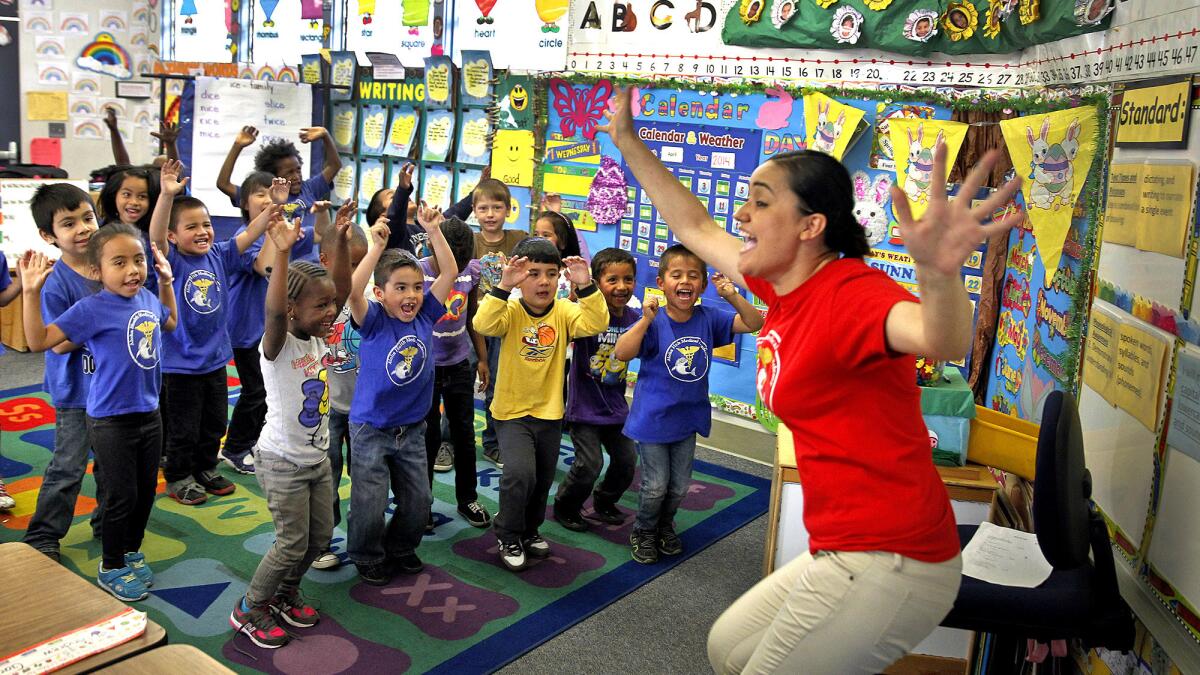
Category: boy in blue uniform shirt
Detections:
[
  {"x1": 346, "y1": 205, "x2": 458, "y2": 586},
  {"x1": 20, "y1": 185, "x2": 100, "y2": 557},
  {"x1": 151, "y1": 160, "x2": 274, "y2": 505},
  {"x1": 614, "y1": 245, "x2": 762, "y2": 564}
]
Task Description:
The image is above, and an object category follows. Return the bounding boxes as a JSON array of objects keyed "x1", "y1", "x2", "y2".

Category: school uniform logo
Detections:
[
  {"x1": 126, "y1": 310, "x2": 160, "y2": 370},
  {"x1": 386, "y1": 335, "x2": 427, "y2": 386},
  {"x1": 756, "y1": 329, "x2": 782, "y2": 409},
  {"x1": 183, "y1": 270, "x2": 221, "y2": 315},
  {"x1": 519, "y1": 322, "x2": 557, "y2": 362},
  {"x1": 664, "y1": 336, "x2": 710, "y2": 383}
]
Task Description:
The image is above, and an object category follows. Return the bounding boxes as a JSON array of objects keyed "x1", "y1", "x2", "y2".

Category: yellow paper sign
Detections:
[
  {"x1": 889, "y1": 118, "x2": 969, "y2": 220},
  {"x1": 359, "y1": 165, "x2": 384, "y2": 201},
  {"x1": 460, "y1": 116, "x2": 490, "y2": 159},
  {"x1": 423, "y1": 172, "x2": 451, "y2": 211},
  {"x1": 361, "y1": 110, "x2": 386, "y2": 150},
  {"x1": 462, "y1": 59, "x2": 490, "y2": 99},
  {"x1": 27, "y1": 91, "x2": 68, "y2": 121},
  {"x1": 332, "y1": 107, "x2": 356, "y2": 148},
  {"x1": 1135, "y1": 162, "x2": 1195, "y2": 258},
  {"x1": 301, "y1": 59, "x2": 321, "y2": 84},
  {"x1": 1082, "y1": 303, "x2": 1120, "y2": 403},
  {"x1": 332, "y1": 164, "x2": 355, "y2": 203},
  {"x1": 388, "y1": 110, "x2": 417, "y2": 153},
  {"x1": 425, "y1": 63, "x2": 451, "y2": 106},
  {"x1": 802, "y1": 92, "x2": 865, "y2": 160},
  {"x1": 1102, "y1": 163, "x2": 1142, "y2": 246},
  {"x1": 543, "y1": 172, "x2": 594, "y2": 198},
  {"x1": 1111, "y1": 320, "x2": 1169, "y2": 432},
  {"x1": 490, "y1": 129, "x2": 535, "y2": 188},
  {"x1": 1116, "y1": 77, "x2": 1192, "y2": 146},
  {"x1": 1000, "y1": 107, "x2": 1098, "y2": 284},
  {"x1": 425, "y1": 114, "x2": 453, "y2": 158}
]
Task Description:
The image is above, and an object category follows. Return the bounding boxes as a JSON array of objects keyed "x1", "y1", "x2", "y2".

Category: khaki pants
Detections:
[{"x1": 708, "y1": 550, "x2": 962, "y2": 674}]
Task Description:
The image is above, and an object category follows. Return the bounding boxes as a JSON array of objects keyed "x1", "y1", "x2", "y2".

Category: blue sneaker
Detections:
[
  {"x1": 221, "y1": 450, "x2": 255, "y2": 475},
  {"x1": 124, "y1": 552, "x2": 153, "y2": 587},
  {"x1": 97, "y1": 565, "x2": 148, "y2": 602}
]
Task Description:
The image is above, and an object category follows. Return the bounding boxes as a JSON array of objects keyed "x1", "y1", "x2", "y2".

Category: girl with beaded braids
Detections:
[{"x1": 229, "y1": 205, "x2": 353, "y2": 650}]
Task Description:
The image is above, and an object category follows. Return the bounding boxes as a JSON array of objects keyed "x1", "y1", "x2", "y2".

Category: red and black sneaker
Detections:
[
  {"x1": 230, "y1": 597, "x2": 291, "y2": 649},
  {"x1": 271, "y1": 587, "x2": 319, "y2": 628}
]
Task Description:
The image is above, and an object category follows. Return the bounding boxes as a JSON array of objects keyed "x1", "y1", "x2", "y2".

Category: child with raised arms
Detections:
[
  {"x1": 345, "y1": 204, "x2": 457, "y2": 586},
  {"x1": 20, "y1": 225, "x2": 178, "y2": 601},
  {"x1": 229, "y1": 206, "x2": 352, "y2": 649}
]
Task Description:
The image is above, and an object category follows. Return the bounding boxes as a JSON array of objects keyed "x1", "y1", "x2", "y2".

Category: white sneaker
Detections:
[
  {"x1": 311, "y1": 550, "x2": 340, "y2": 570},
  {"x1": 0, "y1": 478, "x2": 14, "y2": 510},
  {"x1": 433, "y1": 442, "x2": 453, "y2": 472},
  {"x1": 498, "y1": 538, "x2": 525, "y2": 571}
]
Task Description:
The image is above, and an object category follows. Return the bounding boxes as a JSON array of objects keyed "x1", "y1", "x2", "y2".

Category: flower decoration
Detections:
[
  {"x1": 1073, "y1": 0, "x2": 1113, "y2": 26},
  {"x1": 1019, "y1": 0, "x2": 1039, "y2": 24},
  {"x1": 815, "y1": 0, "x2": 837, "y2": 8},
  {"x1": 771, "y1": 0, "x2": 799, "y2": 28},
  {"x1": 903, "y1": 9, "x2": 939, "y2": 42},
  {"x1": 983, "y1": 1, "x2": 1003, "y2": 38},
  {"x1": 996, "y1": 0, "x2": 1019, "y2": 20},
  {"x1": 863, "y1": 0, "x2": 893, "y2": 9},
  {"x1": 830, "y1": 6, "x2": 863, "y2": 44},
  {"x1": 942, "y1": 1, "x2": 978, "y2": 41},
  {"x1": 740, "y1": 0, "x2": 766, "y2": 24}
]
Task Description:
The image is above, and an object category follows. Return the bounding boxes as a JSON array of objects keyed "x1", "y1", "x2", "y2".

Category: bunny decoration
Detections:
[
  {"x1": 810, "y1": 100, "x2": 845, "y2": 155},
  {"x1": 852, "y1": 170, "x2": 891, "y2": 246},
  {"x1": 1025, "y1": 117, "x2": 1081, "y2": 211},
  {"x1": 903, "y1": 122, "x2": 945, "y2": 206}
]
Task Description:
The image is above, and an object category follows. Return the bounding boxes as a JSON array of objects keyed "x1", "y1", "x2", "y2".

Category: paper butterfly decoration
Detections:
[
  {"x1": 587, "y1": 156, "x2": 628, "y2": 226},
  {"x1": 549, "y1": 78, "x2": 613, "y2": 141}
]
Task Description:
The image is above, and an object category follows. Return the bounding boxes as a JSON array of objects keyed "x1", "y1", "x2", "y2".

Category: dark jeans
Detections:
[
  {"x1": 634, "y1": 435, "x2": 697, "y2": 533},
  {"x1": 87, "y1": 411, "x2": 161, "y2": 570},
  {"x1": 327, "y1": 408, "x2": 351, "y2": 529},
  {"x1": 347, "y1": 421, "x2": 430, "y2": 565},
  {"x1": 492, "y1": 416, "x2": 561, "y2": 544},
  {"x1": 555, "y1": 422, "x2": 636, "y2": 514},
  {"x1": 24, "y1": 408, "x2": 101, "y2": 555},
  {"x1": 162, "y1": 367, "x2": 228, "y2": 483},
  {"x1": 224, "y1": 344, "x2": 267, "y2": 459},
  {"x1": 424, "y1": 358, "x2": 479, "y2": 507},
  {"x1": 481, "y1": 335, "x2": 501, "y2": 455}
]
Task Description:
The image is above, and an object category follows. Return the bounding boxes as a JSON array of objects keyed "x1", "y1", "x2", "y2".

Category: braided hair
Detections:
[{"x1": 286, "y1": 260, "x2": 329, "y2": 302}]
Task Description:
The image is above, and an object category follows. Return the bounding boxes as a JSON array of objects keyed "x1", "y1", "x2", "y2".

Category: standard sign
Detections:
[{"x1": 1116, "y1": 75, "x2": 1194, "y2": 148}]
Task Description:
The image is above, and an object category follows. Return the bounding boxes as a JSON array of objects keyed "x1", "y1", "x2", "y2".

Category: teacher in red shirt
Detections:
[{"x1": 599, "y1": 88, "x2": 1022, "y2": 673}]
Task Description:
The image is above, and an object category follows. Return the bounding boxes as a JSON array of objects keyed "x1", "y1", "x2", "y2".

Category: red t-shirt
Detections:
[{"x1": 746, "y1": 258, "x2": 959, "y2": 563}]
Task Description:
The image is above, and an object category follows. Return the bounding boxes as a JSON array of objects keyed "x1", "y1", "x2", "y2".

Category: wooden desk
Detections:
[
  {"x1": 0, "y1": 287, "x2": 28, "y2": 352},
  {"x1": 97, "y1": 645, "x2": 232, "y2": 674},
  {"x1": 0, "y1": 543, "x2": 167, "y2": 673},
  {"x1": 765, "y1": 425, "x2": 1000, "y2": 675}
]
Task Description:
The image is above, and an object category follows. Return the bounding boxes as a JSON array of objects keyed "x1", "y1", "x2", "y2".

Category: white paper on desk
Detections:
[{"x1": 961, "y1": 521, "x2": 1054, "y2": 588}]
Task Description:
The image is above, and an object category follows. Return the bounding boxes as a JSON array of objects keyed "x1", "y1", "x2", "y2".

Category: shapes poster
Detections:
[
  {"x1": 421, "y1": 163, "x2": 453, "y2": 211},
  {"x1": 802, "y1": 92, "x2": 865, "y2": 160},
  {"x1": 1000, "y1": 107, "x2": 1098, "y2": 283},
  {"x1": 888, "y1": 117, "x2": 968, "y2": 220},
  {"x1": 359, "y1": 104, "x2": 388, "y2": 156},
  {"x1": 452, "y1": 0, "x2": 568, "y2": 71},
  {"x1": 385, "y1": 106, "x2": 419, "y2": 158},
  {"x1": 422, "y1": 109, "x2": 455, "y2": 162},
  {"x1": 346, "y1": 0, "x2": 441, "y2": 66},
  {"x1": 459, "y1": 50, "x2": 493, "y2": 106},
  {"x1": 331, "y1": 102, "x2": 358, "y2": 154},
  {"x1": 172, "y1": 0, "x2": 232, "y2": 62},
  {"x1": 423, "y1": 55, "x2": 454, "y2": 109},
  {"x1": 456, "y1": 108, "x2": 491, "y2": 166},
  {"x1": 251, "y1": 0, "x2": 324, "y2": 67}
]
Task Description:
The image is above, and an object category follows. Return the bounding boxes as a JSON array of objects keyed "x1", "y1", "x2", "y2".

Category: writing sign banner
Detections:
[{"x1": 1116, "y1": 75, "x2": 1194, "y2": 149}]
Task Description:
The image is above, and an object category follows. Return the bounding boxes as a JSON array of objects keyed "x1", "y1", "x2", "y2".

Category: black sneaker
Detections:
[
  {"x1": 355, "y1": 561, "x2": 391, "y2": 586},
  {"x1": 426, "y1": 514, "x2": 435, "y2": 533},
  {"x1": 230, "y1": 597, "x2": 291, "y2": 648},
  {"x1": 390, "y1": 552, "x2": 424, "y2": 575},
  {"x1": 657, "y1": 524, "x2": 683, "y2": 556},
  {"x1": 553, "y1": 503, "x2": 589, "y2": 532},
  {"x1": 196, "y1": 469, "x2": 236, "y2": 496},
  {"x1": 587, "y1": 501, "x2": 626, "y2": 525},
  {"x1": 457, "y1": 501, "x2": 492, "y2": 528},
  {"x1": 482, "y1": 447, "x2": 504, "y2": 468},
  {"x1": 498, "y1": 538, "x2": 526, "y2": 571},
  {"x1": 522, "y1": 533, "x2": 552, "y2": 559},
  {"x1": 37, "y1": 548, "x2": 61, "y2": 563},
  {"x1": 631, "y1": 530, "x2": 659, "y2": 564}
]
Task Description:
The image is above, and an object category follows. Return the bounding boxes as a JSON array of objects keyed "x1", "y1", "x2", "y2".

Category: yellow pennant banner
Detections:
[
  {"x1": 888, "y1": 118, "x2": 969, "y2": 220},
  {"x1": 803, "y1": 92, "x2": 866, "y2": 161},
  {"x1": 1000, "y1": 107, "x2": 1098, "y2": 282}
]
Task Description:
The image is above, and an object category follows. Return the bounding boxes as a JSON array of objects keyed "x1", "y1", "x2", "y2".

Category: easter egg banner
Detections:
[{"x1": 888, "y1": 117, "x2": 968, "y2": 221}]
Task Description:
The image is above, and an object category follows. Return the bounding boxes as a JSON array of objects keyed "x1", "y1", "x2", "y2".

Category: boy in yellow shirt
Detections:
[{"x1": 473, "y1": 238, "x2": 608, "y2": 571}]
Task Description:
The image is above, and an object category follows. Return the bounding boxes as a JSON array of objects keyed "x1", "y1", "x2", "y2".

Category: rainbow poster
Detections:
[
  {"x1": 59, "y1": 12, "x2": 90, "y2": 34},
  {"x1": 76, "y1": 33, "x2": 133, "y2": 79}
]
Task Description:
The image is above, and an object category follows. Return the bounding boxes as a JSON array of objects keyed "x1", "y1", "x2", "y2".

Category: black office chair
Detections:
[{"x1": 941, "y1": 390, "x2": 1134, "y2": 650}]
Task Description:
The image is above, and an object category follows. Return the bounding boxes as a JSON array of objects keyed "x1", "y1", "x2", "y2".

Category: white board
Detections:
[
  {"x1": 190, "y1": 77, "x2": 314, "y2": 219},
  {"x1": 0, "y1": 179, "x2": 89, "y2": 265}
]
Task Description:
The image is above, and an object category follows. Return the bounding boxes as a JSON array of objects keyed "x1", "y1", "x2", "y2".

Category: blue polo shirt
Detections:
[
  {"x1": 349, "y1": 296, "x2": 443, "y2": 428},
  {"x1": 165, "y1": 239, "x2": 254, "y2": 374},
  {"x1": 40, "y1": 261, "x2": 98, "y2": 408}
]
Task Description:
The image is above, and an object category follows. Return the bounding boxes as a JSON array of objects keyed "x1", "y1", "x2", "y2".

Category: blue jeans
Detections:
[
  {"x1": 634, "y1": 435, "x2": 697, "y2": 533},
  {"x1": 327, "y1": 408, "x2": 351, "y2": 529},
  {"x1": 347, "y1": 421, "x2": 430, "y2": 565},
  {"x1": 23, "y1": 408, "x2": 99, "y2": 555},
  {"x1": 481, "y1": 335, "x2": 501, "y2": 454}
]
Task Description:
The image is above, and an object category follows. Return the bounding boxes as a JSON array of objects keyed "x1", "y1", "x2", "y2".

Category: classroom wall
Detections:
[{"x1": 17, "y1": 0, "x2": 160, "y2": 179}]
